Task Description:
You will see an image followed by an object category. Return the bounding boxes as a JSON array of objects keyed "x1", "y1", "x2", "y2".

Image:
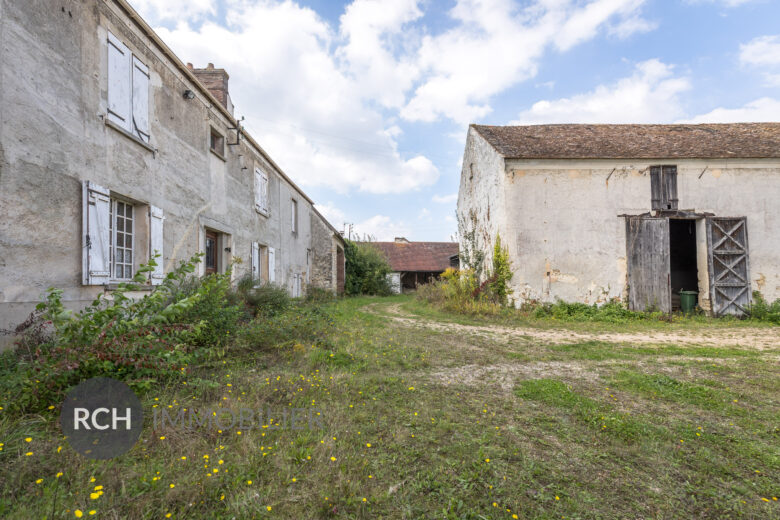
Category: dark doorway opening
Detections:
[
  {"x1": 205, "y1": 230, "x2": 218, "y2": 275},
  {"x1": 669, "y1": 219, "x2": 698, "y2": 310}
]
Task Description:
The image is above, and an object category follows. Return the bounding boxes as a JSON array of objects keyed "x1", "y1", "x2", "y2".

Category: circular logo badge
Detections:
[{"x1": 60, "y1": 377, "x2": 143, "y2": 459}]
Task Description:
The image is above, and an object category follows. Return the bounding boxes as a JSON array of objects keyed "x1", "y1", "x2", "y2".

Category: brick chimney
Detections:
[{"x1": 189, "y1": 63, "x2": 234, "y2": 115}]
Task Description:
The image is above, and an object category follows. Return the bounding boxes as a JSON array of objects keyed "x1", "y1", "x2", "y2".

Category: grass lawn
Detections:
[{"x1": 1, "y1": 294, "x2": 778, "y2": 519}]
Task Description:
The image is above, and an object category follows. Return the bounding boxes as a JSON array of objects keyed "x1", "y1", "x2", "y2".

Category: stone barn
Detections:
[
  {"x1": 457, "y1": 124, "x2": 780, "y2": 315},
  {"x1": 369, "y1": 238, "x2": 459, "y2": 293}
]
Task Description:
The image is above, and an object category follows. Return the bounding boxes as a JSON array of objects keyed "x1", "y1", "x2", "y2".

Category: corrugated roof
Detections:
[
  {"x1": 367, "y1": 242, "x2": 459, "y2": 272},
  {"x1": 472, "y1": 123, "x2": 780, "y2": 159}
]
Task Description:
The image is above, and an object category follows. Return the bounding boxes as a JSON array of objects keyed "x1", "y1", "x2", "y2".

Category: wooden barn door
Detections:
[
  {"x1": 707, "y1": 217, "x2": 751, "y2": 316},
  {"x1": 625, "y1": 217, "x2": 671, "y2": 312}
]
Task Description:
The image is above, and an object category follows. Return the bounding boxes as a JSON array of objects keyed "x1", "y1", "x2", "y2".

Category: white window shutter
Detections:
[
  {"x1": 254, "y1": 169, "x2": 262, "y2": 210},
  {"x1": 107, "y1": 32, "x2": 131, "y2": 130},
  {"x1": 261, "y1": 172, "x2": 268, "y2": 212},
  {"x1": 149, "y1": 205, "x2": 164, "y2": 285},
  {"x1": 83, "y1": 181, "x2": 111, "y2": 285},
  {"x1": 132, "y1": 56, "x2": 150, "y2": 142},
  {"x1": 268, "y1": 247, "x2": 275, "y2": 282},
  {"x1": 251, "y1": 242, "x2": 260, "y2": 280},
  {"x1": 254, "y1": 168, "x2": 268, "y2": 213}
]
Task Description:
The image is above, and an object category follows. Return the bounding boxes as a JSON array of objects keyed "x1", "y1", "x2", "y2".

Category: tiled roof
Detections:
[
  {"x1": 472, "y1": 123, "x2": 780, "y2": 159},
  {"x1": 367, "y1": 242, "x2": 459, "y2": 272}
]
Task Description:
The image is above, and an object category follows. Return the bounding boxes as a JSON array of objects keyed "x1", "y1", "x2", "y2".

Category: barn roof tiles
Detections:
[
  {"x1": 368, "y1": 242, "x2": 459, "y2": 273},
  {"x1": 472, "y1": 123, "x2": 780, "y2": 159}
]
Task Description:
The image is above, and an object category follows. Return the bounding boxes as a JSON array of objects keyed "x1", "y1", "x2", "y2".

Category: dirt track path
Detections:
[{"x1": 365, "y1": 302, "x2": 780, "y2": 351}]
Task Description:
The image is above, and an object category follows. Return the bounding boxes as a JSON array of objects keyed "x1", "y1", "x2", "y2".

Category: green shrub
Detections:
[
  {"x1": 344, "y1": 240, "x2": 391, "y2": 295},
  {"x1": 416, "y1": 268, "x2": 502, "y2": 315},
  {"x1": 530, "y1": 300, "x2": 656, "y2": 323},
  {"x1": 235, "y1": 305, "x2": 335, "y2": 352},
  {"x1": 304, "y1": 285, "x2": 336, "y2": 305},
  {"x1": 3, "y1": 254, "x2": 238, "y2": 414},
  {"x1": 487, "y1": 234, "x2": 513, "y2": 305},
  {"x1": 234, "y1": 274, "x2": 292, "y2": 317},
  {"x1": 748, "y1": 291, "x2": 780, "y2": 324}
]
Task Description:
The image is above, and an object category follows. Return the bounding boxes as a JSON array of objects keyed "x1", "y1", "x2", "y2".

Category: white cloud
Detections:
[
  {"x1": 681, "y1": 97, "x2": 780, "y2": 123},
  {"x1": 740, "y1": 34, "x2": 780, "y2": 86},
  {"x1": 513, "y1": 59, "x2": 691, "y2": 124},
  {"x1": 150, "y1": 1, "x2": 438, "y2": 195},
  {"x1": 740, "y1": 35, "x2": 780, "y2": 66},
  {"x1": 353, "y1": 215, "x2": 411, "y2": 241},
  {"x1": 130, "y1": 0, "x2": 215, "y2": 22},
  {"x1": 314, "y1": 203, "x2": 347, "y2": 231},
  {"x1": 432, "y1": 193, "x2": 458, "y2": 204},
  {"x1": 136, "y1": 0, "x2": 657, "y2": 194},
  {"x1": 401, "y1": 0, "x2": 653, "y2": 125},
  {"x1": 337, "y1": 0, "x2": 422, "y2": 109},
  {"x1": 686, "y1": 0, "x2": 758, "y2": 7}
]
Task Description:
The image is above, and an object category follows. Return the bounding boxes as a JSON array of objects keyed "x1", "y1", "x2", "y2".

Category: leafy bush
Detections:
[
  {"x1": 304, "y1": 285, "x2": 336, "y2": 305},
  {"x1": 234, "y1": 274, "x2": 292, "y2": 317},
  {"x1": 748, "y1": 291, "x2": 780, "y2": 324},
  {"x1": 416, "y1": 268, "x2": 502, "y2": 315},
  {"x1": 417, "y1": 233, "x2": 513, "y2": 313},
  {"x1": 344, "y1": 240, "x2": 391, "y2": 295},
  {"x1": 3, "y1": 254, "x2": 237, "y2": 413}
]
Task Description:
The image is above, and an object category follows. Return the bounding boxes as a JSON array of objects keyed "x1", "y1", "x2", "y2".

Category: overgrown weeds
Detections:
[{"x1": 0, "y1": 256, "x2": 335, "y2": 415}]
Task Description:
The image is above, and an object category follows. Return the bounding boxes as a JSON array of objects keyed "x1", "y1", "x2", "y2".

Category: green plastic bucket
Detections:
[{"x1": 679, "y1": 290, "x2": 698, "y2": 313}]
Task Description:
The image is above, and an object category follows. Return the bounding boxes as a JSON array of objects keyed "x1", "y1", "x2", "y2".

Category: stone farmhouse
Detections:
[
  {"x1": 0, "y1": 0, "x2": 345, "y2": 341},
  {"x1": 457, "y1": 124, "x2": 780, "y2": 315}
]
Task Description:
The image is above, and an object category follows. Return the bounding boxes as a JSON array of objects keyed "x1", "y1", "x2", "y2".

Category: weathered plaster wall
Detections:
[
  {"x1": 497, "y1": 158, "x2": 780, "y2": 306},
  {"x1": 456, "y1": 127, "x2": 506, "y2": 273},
  {"x1": 0, "y1": 0, "x2": 339, "y2": 342}
]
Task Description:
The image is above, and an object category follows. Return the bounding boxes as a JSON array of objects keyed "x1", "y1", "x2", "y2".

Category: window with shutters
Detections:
[
  {"x1": 107, "y1": 32, "x2": 150, "y2": 143},
  {"x1": 83, "y1": 181, "x2": 165, "y2": 286},
  {"x1": 650, "y1": 165, "x2": 678, "y2": 211},
  {"x1": 254, "y1": 168, "x2": 269, "y2": 215}
]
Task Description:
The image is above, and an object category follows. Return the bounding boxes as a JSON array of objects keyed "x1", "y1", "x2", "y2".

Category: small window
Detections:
[
  {"x1": 205, "y1": 230, "x2": 218, "y2": 274},
  {"x1": 291, "y1": 198, "x2": 298, "y2": 234},
  {"x1": 109, "y1": 198, "x2": 134, "y2": 280},
  {"x1": 650, "y1": 165, "x2": 678, "y2": 210},
  {"x1": 210, "y1": 128, "x2": 225, "y2": 158}
]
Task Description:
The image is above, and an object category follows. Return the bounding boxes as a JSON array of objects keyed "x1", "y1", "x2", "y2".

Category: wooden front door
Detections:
[
  {"x1": 625, "y1": 216, "x2": 671, "y2": 312},
  {"x1": 205, "y1": 231, "x2": 218, "y2": 275},
  {"x1": 707, "y1": 217, "x2": 751, "y2": 316}
]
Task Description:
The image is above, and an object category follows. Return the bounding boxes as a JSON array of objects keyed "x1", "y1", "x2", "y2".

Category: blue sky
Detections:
[{"x1": 131, "y1": 0, "x2": 780, "y2": 241}]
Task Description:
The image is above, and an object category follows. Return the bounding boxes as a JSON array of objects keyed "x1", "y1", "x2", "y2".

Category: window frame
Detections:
[
  {"x1": 109, "y1": 197, "x2": 135, "y2": 282},
  {"x1": 205, "y1": 230, "x2": 219, "y2": 275},
  {"x1": 210, "y1": 127, "x2": 226, "y2": 160}
]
